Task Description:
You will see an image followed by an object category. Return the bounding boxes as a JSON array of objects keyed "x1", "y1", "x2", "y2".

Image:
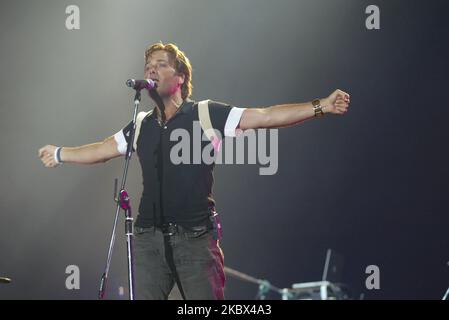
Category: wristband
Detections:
[{"x1": 54, "y1": 147, "x2": 64, "y2": 164}]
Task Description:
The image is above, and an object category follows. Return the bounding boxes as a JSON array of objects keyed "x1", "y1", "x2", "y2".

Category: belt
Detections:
[{"x1": 135, "y1": 223, "x2": 212, "y2": 237}]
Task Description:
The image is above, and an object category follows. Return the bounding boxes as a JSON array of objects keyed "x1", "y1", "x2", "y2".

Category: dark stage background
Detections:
[{"x1": 0, "y1": 0, "x2": 448, "y2": 299}]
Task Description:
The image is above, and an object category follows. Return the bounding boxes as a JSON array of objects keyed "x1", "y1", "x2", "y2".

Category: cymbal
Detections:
[{"x1": 0, "y1": 277, "x2": 12, "y2": 284}]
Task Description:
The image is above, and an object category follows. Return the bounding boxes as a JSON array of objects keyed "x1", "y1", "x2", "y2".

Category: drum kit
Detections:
[
  {"x1": 224, "y1": 267, "x2": 349, "y2": 300},
  {"x1": 225, "y1": 249, "x2": 350, "y2": 300},
  {"x1": 226, "y1": 253, "x2": 449, "y2": 300}
]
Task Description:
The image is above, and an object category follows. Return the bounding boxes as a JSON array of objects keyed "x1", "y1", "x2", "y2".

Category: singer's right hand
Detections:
[{"x1": 38, "y1": 145, "x2": 59, "y2": 168}]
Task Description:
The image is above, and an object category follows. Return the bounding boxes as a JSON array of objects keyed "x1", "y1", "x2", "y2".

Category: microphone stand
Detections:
[{"x1": 98, "y1": 88, "x2": 143, "y2": 300}]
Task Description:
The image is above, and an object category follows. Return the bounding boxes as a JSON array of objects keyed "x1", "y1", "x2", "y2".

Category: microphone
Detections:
[{"x1": 126, "y1": 79, "x2": 157, "y2": 91}]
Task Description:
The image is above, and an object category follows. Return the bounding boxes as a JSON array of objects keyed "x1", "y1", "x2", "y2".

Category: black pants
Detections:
[{"x1": 133, "y1": 225, "x2": 225, "y2": 300}]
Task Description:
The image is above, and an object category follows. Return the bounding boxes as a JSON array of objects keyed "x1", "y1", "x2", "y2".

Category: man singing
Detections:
[{"x1": 38, "y1": 42, "x2": 350, "y2": 299}]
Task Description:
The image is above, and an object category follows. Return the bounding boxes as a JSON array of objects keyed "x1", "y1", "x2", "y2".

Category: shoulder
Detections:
[
  {"x1": 192, "y1": 99, "x2": 232, "y2": 107},
  {"x1": 139, "y1": 108, "x2": 155, "y2": 117}
]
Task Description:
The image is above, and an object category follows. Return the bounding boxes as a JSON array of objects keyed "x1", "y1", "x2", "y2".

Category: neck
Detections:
[
  {"x1": 162, "y1": 94, "x2": 183, "y2": 112},
  {"x1": 155, "y1": 91, "x2": 184, "y2": 123}
]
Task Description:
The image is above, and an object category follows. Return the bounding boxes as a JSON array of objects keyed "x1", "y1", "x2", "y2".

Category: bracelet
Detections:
[
  {"x1": 54, "y1": 147, "x2": 64, "y2": 164},
  {"x1": 312, "y1": 99, "x2": 324, "y2": 117}
]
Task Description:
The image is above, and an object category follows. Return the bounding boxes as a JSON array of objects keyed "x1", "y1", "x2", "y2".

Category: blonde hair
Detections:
[{"x1": 145, "y1": 42, "x2": 193, "y2": 99}]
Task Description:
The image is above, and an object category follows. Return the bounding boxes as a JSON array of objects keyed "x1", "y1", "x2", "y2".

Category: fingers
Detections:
[
  {"x1": 333, "y1": 89, "x2": 350, "y2": 115},
  {"x1": 42, "y1": 157, "x2": 58, "y2": 168},
  {"x1": 335, "y1": 98, "x2": 349, "y2": 106},
  {"x1": 38, "y1": 145, "x2": 55, "y2": 159},
  {"x1": 335, "y1": 89, "x2": 350, "y2": 103},
  {"x1": 38, "y1": 146, "x2": 51, "y2": 158},
  {"x1": 38, "y1": 146, "x2": 59, "y2": 168},
  {"x1": 42, "y1": 154, "x2": 52, "y2": 166},
  {"x1": 40, "y1": 151, "x2": 50, "y2": 159},
  {"x1": 335, "y1": 98, "x2": 349, "y2": 115},
  {"x1": 44, "y1": 153, "x2": 53, "y2": 162},
  {"x1": 335, "y1": 89, "x2": 349, "y2": 98}
]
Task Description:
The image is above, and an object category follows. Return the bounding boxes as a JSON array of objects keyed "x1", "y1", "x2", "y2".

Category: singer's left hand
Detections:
[{"x1": 322, "y1": 89, "x2": 350, "y2": 115}]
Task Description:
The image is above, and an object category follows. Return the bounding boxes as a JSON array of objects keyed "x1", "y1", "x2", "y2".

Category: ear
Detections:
[{"x1": 177, "y1": 73, "x2": 185, "y2": 86}]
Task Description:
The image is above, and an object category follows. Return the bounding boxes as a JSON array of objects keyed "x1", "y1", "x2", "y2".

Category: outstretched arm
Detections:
[
  {"x1": 38, "y1": 135, "x2": 122, "y2": 168},
  {"x1": 239, "y1": 89, "x2": 350, "y2": 130}
]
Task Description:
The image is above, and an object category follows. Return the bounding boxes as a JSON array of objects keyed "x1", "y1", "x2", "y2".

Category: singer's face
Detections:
[{"x1": 144, "y1": 50, "x2": 183, "y2": 98}]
